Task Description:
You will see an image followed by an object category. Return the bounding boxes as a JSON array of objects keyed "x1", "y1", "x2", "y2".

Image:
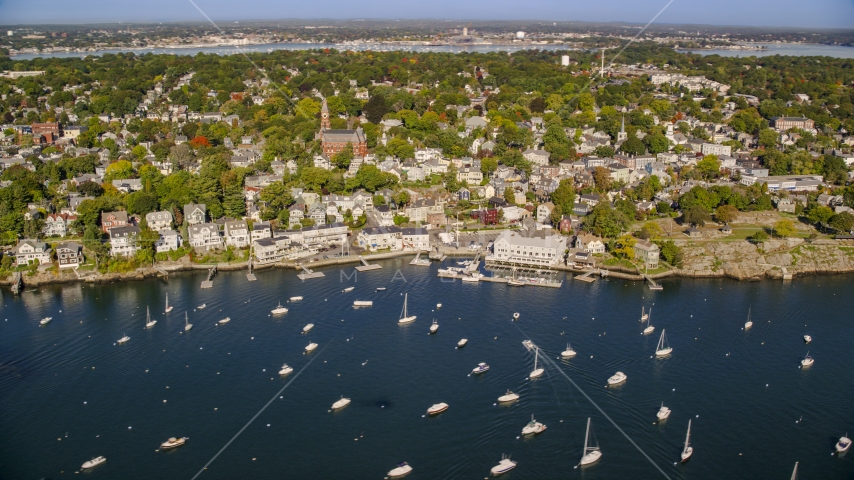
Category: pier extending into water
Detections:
[
  {"x1": 409, "y1": 251, "x2": 431, "y2": 266},
  {"x1": 574, "y1": 270, "x2": 597, "y2": 283},
  {"x1": 355, "y1": 256, "x2": 382, "y2": 272},
  {"x1": 201, "y1": 265, "x2": 217, "y2": 288},
  {"x1": 297, "y1": 264, "x2": 325, "y2": 280}
]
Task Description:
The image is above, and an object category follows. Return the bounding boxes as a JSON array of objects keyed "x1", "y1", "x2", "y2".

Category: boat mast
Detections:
[
  {"x1": 146, "y1": 306, "x2": 150, "y2": 323},
  {"x1": 165, "y1": 293, "x2": 169, "y2": 309},
  {"x1": 790, "y1": 461, "x2": 798, "y2": 480},
  {"x1": 534, "y1": 348, "x2": 538, "y2": 370},
  {"x1": 583, "y1": 417, "x2": 591, "y2": 457},
  {"x1": 403, "y1": 293, "x2": 408, "y2": 317},
  {"x1": 684, "y1": 419, "x2": 692, "y2": 452}
]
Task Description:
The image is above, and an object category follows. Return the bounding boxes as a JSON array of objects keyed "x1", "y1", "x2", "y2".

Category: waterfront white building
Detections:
[
  {"x1": 488, "y1": 229, "x2": 567, "y2": 267},
  {"x1": 109, "y1": 226, "x2": 140, "y2": 257}
]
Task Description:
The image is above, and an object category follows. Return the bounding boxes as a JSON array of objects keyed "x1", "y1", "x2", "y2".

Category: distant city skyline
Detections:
[{"x1": 0, "y1": 0, "x2": 851, "y2": 29}]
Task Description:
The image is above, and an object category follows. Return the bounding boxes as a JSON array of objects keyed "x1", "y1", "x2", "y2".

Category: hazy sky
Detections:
[{"x1": 0, "y1": 0, "x2": 851, "y2": 29}]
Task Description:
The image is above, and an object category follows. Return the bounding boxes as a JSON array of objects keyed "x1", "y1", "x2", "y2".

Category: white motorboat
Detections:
[
  {"x1": 387, "y1": 462, "x2": 413, "y2": 477},
  {"x1": 655, "y1": 329, "x2": 673, "y2": 357},
  {"x1": 836, "y1": 434, "x2": 852, "y2": 453},
  {"x1": 513, "y1": 312, "x2": 520, "y2": 320},
  {"x1": 353, "y1": 300, "x2": 373, "y2": 307},
  {"x1": 561, "y1": 343, "x2": 577, "y2": 358},
  {"x1": 803, "y1": 334, "x2": 812, "y2": 343},
  {"x1": 165, "y1": 293, "x2": 173, "y2": 313},
  {"x1": 579, "y1": 417, "x2": 602, "y2": 466},
  {"x1": 331, "y1": 396, "x2": 351, "y2": 410},
  {"x1": 522, "y1": 339, "x2": 533, "y2": 349},
  {"x1": 117, "y1": 334, "x2": 130, "y2": 344},
  {"x1": 457, "y1": 338, "x2": 468, "y2": 348},
  {"x1": 490, "y1": 455, "x2": 517, "y2": 476},
  {"x1": 290, "y1": 296, "x2": 303, "y2": 301},
  {"x1": 184, "y1": 312, "x2": 193, "y2": 331},
  {"x1": 461, "y1": 273, "x2": 481, "y2": 283},
  {"x1": 145, "y1": 306, "x2": 156, "y2": 328},
  {"x1": 640, "y1": 306, "x2": 649, "y2": 321},
  {"x1": 375, "y1": 287, "x2": 387, "y2": 292},
  {"x1": 342, "y1": 286, "x2": 355, "y2": 293},
  {"x1": 81, "y1": 456, "x2": 106, "y2": 469},
  {"x1": 744, "y1": 307, "x2": 753, "y2": 330},
  {"x1": 197, "y1": 303, "x2": 206, "y2": 310},
  {"x1": 607, "y1": 371, "x2": 627, "y2": 386},
  {"x1": 529, "y1": 347, "x2": 544, "y2": 379},
  {"x1": 271, "y1": 302, "x2": 288, "y2": 315},
  {"x1": 498, "y1": 389, "x2": 519, "y2": 403},
  {"x1": 681, "y1": 419, "x2": 694, "y2": 462},
  {"x1": 302, "y1": 323, "x2": 314, "y2": 333},
  {"x1": 436, "y1": 303, "x2": 442, "y2": 309},
  {"x1": 160, "y1": 437, "x2": 187, "y2": 450},
  {"x1": 218, "y1": 317, "x2": 231, "y2": 324},
  {"x1": 656, "y1": 402, "x2": 671, "y2": 421},
  {"x1": 801, "y1": 352, "x2": 814, "y2": 367},
  {"x1": 398, "y1": 293, "x2": 416, "y2": 324},
  {"x1": 39, "y1": 317, "x2": 52, "y2": 325},
  {"x1": 507, "y1": 278, "x2": 525, "y2": 286},
  {"x1": 429, "y1": 319, "x2": 439, "y2": 334},
  {"x1": 427, "y1": 402, "x2": 449, "y2": 415},
  {"x1": 521, "y1": 414, "x2": 547, "y2": 435},
  {"x1": 279, "y1": 363, "x2": 293, "y2": 376},
  {"x1": 472, "y1": 362, "x2": 489, "y2": 374},
  {"x1": 305, "y1": 342, "x2": 318, "y2": 353}
]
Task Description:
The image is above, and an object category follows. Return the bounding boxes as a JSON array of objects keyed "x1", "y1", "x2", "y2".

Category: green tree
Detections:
[
  {"x1": 749, "y1": 230, "x2": 769, "y2": 243},
  {"x1": 103, "y1": 160, "x2": 134, "y2": 182},
  {"x1": 364, "y1": 94, "x2": 388, "y2": 124},
  {"x1": 125, "y1": 191, "x2": 158, "y2": 215},
  {"x1": 612, "y1": 234, "x2": 636, "y2": 260},
  {"x1": 259, "y1": 181, "x2": 295, "y2": 220},
  {"x1": 682, "y1": 205, "x2": 711, "y2": 226},
  {"x1": 504, "y1": 186, "x2": 516, "y2": 206},
  {"x1": 620, "y1": 135, "x2": 646, "y2": 156},
  {"x1": 773, "y1": 219, "x2": 797, "y2": 238},
  {"x1": 715, "y1": 204, "x2": 739, "y2": 224},
  {"x1": 332, "y1": 145, "x2": 354, "y2": 169},
  {"x1": 830, "y1": 212, "x2": 854, "y2": 233},
  {"x1": 656, "y1": 239, "x2": 682, "y2": 266},
  {"x1": 637, "y1": 221, "x2": 664, "y2": 239},
  {"x1": 696, "y1": 155, "x2": 721, "y2": 180},
  {"x1": 758, "y1": 128, "x2": 778, "y2": 149},
  {"x1": 550, "y1": 178, "x2": 576, "y2": 214},
  {"x1": 806, "y1": 204, "x2": 834, "y2": 226}
]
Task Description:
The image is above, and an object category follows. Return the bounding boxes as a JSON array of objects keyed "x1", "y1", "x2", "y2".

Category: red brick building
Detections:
[{"x1": 318, "y1": 98, "x2": 368, "y2": 157}]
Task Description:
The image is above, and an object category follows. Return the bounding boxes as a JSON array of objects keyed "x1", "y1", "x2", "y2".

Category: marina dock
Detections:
[
  {"x1": 297, "y1": 264, "x2": 325, "y2": 280},
  {"x1": 409, "y1": 251, "x2": 431, "y2": 266},
  {"x1": 644, "y1": 274, "x2": 663, "y2": 290},
  {"x1": 355, "y1": 256, "x2": 383, "y2": 272},
  {"x1": 574, "y1": 270, "x2": 597, "y2": 283},
  {"x1": 201, "y1": 265, "x2": 217, "y2": 288}
]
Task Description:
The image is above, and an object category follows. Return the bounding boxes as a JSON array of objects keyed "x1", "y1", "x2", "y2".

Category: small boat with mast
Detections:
[
  {"x1": 184, "y1": 312, "x2": 192, "y2": 331},
  {"x1": 561, "y1": 343, "x2": 577, "y2": 358},
  {"x1": 498, "y1": 390, "x2": 519, "y2": 403},
  {"x1": 521, "y1": 414, "x2": 546, "y2": 435},
  {"x1": 164, "y1": 293, "x2": 173, "y2": 313},
  {"x1": 398, "y1": 293, "x2": 416, "y2": 324},
  {"x1": 271, "y1": 302, "x2": 288, "y2": 315},
  {"x1": 744, "y1": 307, "x2": 753, "y2": 330},
  {"x1": 642, "y1": 309, "x2": 654, "y2": 335},
  {"x1": 429, "y1": 319, "x2": 439, "y2": 334},
  {"x1": 117, "y1": 333, "x2": 130, "y2": 344},
  {"x1": 640, "y1": 306, "x2": 649, "y2": 321},
  {"x1": 39, "y1": 316, "x2": 53, "y2": 326},
  {"x1": 656, "y1": 402, "x2": 671, "y2": 421},
  {"x1": 81, "y1": 456, "x2": 106, "y2": 469},
  {"x1": 655, "y1": 329, "x2": 672, "y2": 356},
  {"x1": 490, "y1": 454, "x2": 517, "y2": 476},
  {"x1": 579, "y1": 417, "x2": 602, "y2": 466},
  {"x1": 680, "y1": 419, "x2": 694, "y2": 462},
  {"x1": 801, "y1": 352, "x2": 814, "y2": 367},
  {"x1": 160, "y1": 436, "x2": 187, "y2": 450},
  {"x1": 529, "y1": 347, "x2": 544, "y2": 379},
  {"x1": 144, "y1": 306, "x2": 156, "y2": 328},
  {"x1": 836, "y1": 434, "x2": 851, "y2": 453}
]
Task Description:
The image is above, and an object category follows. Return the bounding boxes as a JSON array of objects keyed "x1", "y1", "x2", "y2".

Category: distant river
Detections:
[
  {"x1": 680, "y1": 42, "x2": 854, "y2": 58},
  {"x1": 1, "y1": 259, "x2": 854, "y2": 479}
]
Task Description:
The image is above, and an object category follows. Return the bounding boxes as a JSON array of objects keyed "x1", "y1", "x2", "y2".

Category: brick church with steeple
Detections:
[{"x1": 318, "y1": 98, "x2": 368, "y2": 157}]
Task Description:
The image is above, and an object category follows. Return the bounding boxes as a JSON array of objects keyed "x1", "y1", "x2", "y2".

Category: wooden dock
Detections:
[
  {"x1": 201, "y1": 265, "x2": 217, "y2": 289},
  {"x1": 574, "y1": 270, "x2": 597, "y2": 283},
  {"x1": 297, "y1": 264, "x2": 325, "y2": 280},
  {"x1": 644, "y1": 274, "x2": 663, "y2": 290},
  {"x1": 355, "y1": 256, "x2": 382, "y2": 272},
  {"x1": 246, "y1": 255, "x2": 256, "y2": 281},
  {"x1": 409, "y1": 252, "x2": 431, "y2": 266}
]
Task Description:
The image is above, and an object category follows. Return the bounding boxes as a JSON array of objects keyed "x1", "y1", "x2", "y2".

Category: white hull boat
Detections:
[
  {"x1": 398, "y1": 293, "x2": 416, "y2": 324},
  {"x1": 184, "y1": 312, "x2": 193, "y2": 331},
  {"x1": 457, "y1": 338, "x2": 468, "y2": 348},
  {"x1": 375, "y1": 287, "x2": 387, "y2": 292},
  {"x1": 165, "y1": 293, "x2": 173, "y2": 313},
  {"x1": 429, "y1": 320, "x2": 439, "y2": 334},
  {"x1": 472, "y1": 362, "x2": 489, "y2": 374},
  {"x1": 561, "y1": 343, "x2": 577, "y2": 358},
  {"x1": 145, "y1": 306, "x2": 156, "y2": 328},
  {"x1": 302, "y1": 323, "x2": 314, "y2": 333},
  {"x1": 197, "y1": 304, "x2": 206, "y2": 310},
  {"x1": 436, "y1": 303, "x2": 442, "y2": 308},
  {"x1": 160, "y1": 437, "x2": 187, "y2": 450},
  {"x1": 461, "y1": 274, "x2": 481, "y2": 283},
  {"x1": 656, "y1": 402, "x2": 671, "y2": 421},
  {"x1": 388, "y1": 462, "x2": 413, "y2": 477},
  {"x1": 498, "y1": 390, "x2": 519, "y2": 403},
  {"x1": 522, "y1": 415, "x2": 546, "y2": 435},
  {"x1": 289, "y1": 296, "x2": 303, "y2": 301},
  {"x1": 81, "y1": 456, "x2": 106, "y2": 469},
  {"x1": 643, "y1": 325, "x2": 654, "y2": 335},
  {"x1": 801, "y1": 352, "x2": 814, "y2": 367},
  {"x1": 342, "y1": 286, "x2": 355, "y2": 293},
  {"x1": 744, "y1": 307, "x2": 753, "y2": 330},
  {"x1": 507, "y1": 279, "x2": 525, "y2": 286},
  {"x1": 305, "y1": 342, "x2": 318, "y2": 353},
  {"x1": 117, "y1": 334, "x2": 130, "y2": 344},
  {"x1": 331, "y1": 396, "x2": 351, "y2": 410},
  {"x1": 681, "y1": 419, "x2": 694, "y2": 462},
  {"x1": 513, "y1": 312, "x2": 520, "y2": 320},
  {"x1": 271, "y1": 302, "x2": 288, "y2": 315},
  {"x1": 427, "y1": 402, "x2": 448, "y2": 415},
  {"x1": 607, "y1": 371, "x2": 627, "y2": 386},
  {"x1": 353, "y1": 300, "x2": 373, "y2": 307},
  {"x1": 39, "y1": 317, "x2": 52, "y2": 325},
  {"x1": 279, "y1": 364, "x2": 294, "y2": 376},
  {"x1": 836, "y1": 435, "x2": 852, "y2": 453},
  {"x1": 529, "y1": 347, "x2": 544, "y2": 379},
  {"x1": 803, "y1": 335, "x2": 812, "y2": 343},
  {"x1": 655, "y1": 329, "x2": 672, "y2": 357},
  {"x1": 579, "y1": 417, "x2": 602, "y2": 466},
  {"x1": 490, "y1": 456, "x2": 517, "y2": 476},
  {"x1": 218, "y1": 317, "x2": 231, "y2": 324},
  {"x1": 640, "y1": 306, "x2": 649, "y2": 321}
]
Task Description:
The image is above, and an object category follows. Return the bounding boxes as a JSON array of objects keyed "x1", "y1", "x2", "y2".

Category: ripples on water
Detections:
[{"x1": 1, "y1": 259, "x2": 853, "y2": 479}]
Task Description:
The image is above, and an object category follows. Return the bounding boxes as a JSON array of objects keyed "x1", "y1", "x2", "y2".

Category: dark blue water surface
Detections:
[{"x1": 1, "y1": 258, "x2": 853, "y2": 479}]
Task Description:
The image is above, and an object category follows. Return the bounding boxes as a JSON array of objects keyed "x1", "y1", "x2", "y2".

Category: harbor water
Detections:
[{"x1": 1, "y1": 258, "x2": 853, "y2": 479}]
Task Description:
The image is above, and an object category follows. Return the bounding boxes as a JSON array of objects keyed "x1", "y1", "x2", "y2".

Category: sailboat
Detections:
[
  {"x1": 801, "y1": 352, "x2": 814, "y2": 367},
  {"x1": 529, "y1": 347, "x2": 544, "y2": 379},
  {"x1": 655, "y1": 329, "x2": 672, "y2": 356},
  {"x1": 561, "y1": 343, "x2": 577, "y2": 358},
  {"x1": 790, "y1": 462, "x2": 798, "y2": 480},
  {"x1": 744, "y1": 307, "x2": 753, "y2": 330},
  {"x1": 640, "y1": 306, "x2": 649, "y2": 321},
  {"x1": 144, "y1": 307, "x2": 156, "y2": 328},
  {"x1": 680, "y1": 419, "x2": 694, "y2": 462},
  {"x1": 165, "y1": 293, "x2": 173, "y2": 313},
  {"x1": 184, "y1": 312, "x2": 192, "y2": 331},
  {"x1": 579, "y1": 417, "x2": 602, "y2": 466},
  {"x1": 398, "y1": 293, "x2": 416, "y2": 324},
  {"x1": 642, "y1": 313, "x2": 654, "y2": 335},
  {"x1": 429, "y1": 319, "x2": 439, "y2": 334},
  {"x1": 271, "y1": 302, "x2": 288, "y2": 315}
]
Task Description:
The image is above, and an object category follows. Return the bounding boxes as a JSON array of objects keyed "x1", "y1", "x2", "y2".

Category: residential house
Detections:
[
  {"x1": 188, "y1": 223, "x2": 223, "y2": 251},
  {"x1": 56, "y1": 241, "x2": 83, "y2": 268},
  {"x1": 183, "y1": 204, "x2": 207, "y2": 225},
  {"x1": 457, "y1": 167, "x2": 483, "y2": 185},
  {"x1": 109, "y1": 226, "x2": 140, "y2": 257},
  {"x1": 536, "y1": 202, "x2": 554, "y2": 223},
  {"x1": 403, "y1": 198, "x2": 444, "y2": 224},
  {"x1": 155, "y1": 230, "x2": 181, "y2": 253},
  {"x1": 523, "y1": 149, "x2": 550, "y2": 166},
  {"x1": 489, "y1": 228, "x2": 567, "y2": 267},
  {"x1": 633, "y1": 239, "x2": 660, "y2": 269},
  {"x1": 111, "y1": 179, "x2": 143, "y2": 193},
  {"x1": 43, "y1": 213, "x2": 76, "y2": 237},
  {"x1": 251, "y1": 221, "x2": 272, "y2": 242},
  {"x1": 358, "y1": 226, "x2": 402, "y2": 252},
  {"x1": 401, "y1": 228, "x2": 430, "y2": 251},
  {"x1": 223, "y1": 219, "x2": 250, "y2": 248},
  {"x1": 13, "y1": 239, "x2": 51, "y2": 265},
  {"x1": 575, "y1": 233, "x2": 606, "y2": 254},
  {"x1": 145, "y1": 211, "x2": 173, "y2": 232},
  {"x1": 375, "y1": 205, "x2": 395, "y2": 227},
  {"x1": 101, "y1": 211, "x2": 128, "y2": 233},
  {"x1": 457, "y1": 188, "x2": 471, "y2": 202},
  {"x1": 301, "y1": 223, "x2": 348, "y2": 248}
]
